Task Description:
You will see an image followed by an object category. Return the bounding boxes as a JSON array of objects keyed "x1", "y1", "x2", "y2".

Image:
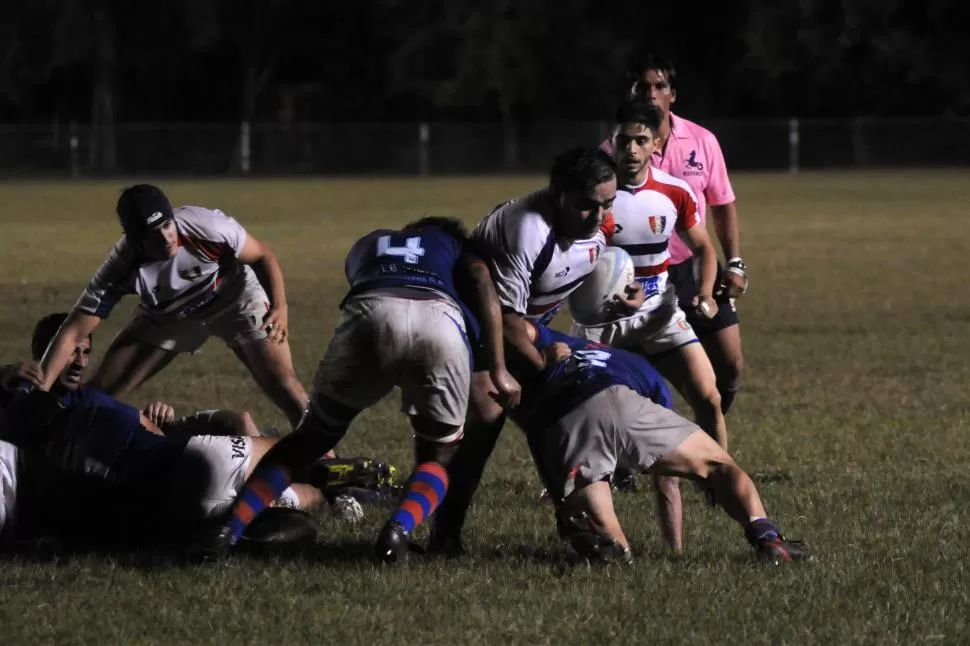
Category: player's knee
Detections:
[
  {"x1": 468, "y1": 371, "x2": 505, "y2": 424},
  {"x1": 411, "y1": 416, "x2": 464, "y2": 466},
  {"x1": 716, "y1": 354, "x2": 744, "y2": 387}
]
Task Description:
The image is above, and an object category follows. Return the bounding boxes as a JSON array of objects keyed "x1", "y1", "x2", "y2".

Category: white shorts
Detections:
[
  {"x1": 124, "y1": 268, "x2": 270, "y2": 353},
  {"x1": 313, "y1": 291, "x2": 472, "y2": 434},
  {"x1": 169, "y1": 435, "x2": 253, "y2": 519},
  {"x1": 570, "y1": 284, "x2": 698, "y2": 357}
]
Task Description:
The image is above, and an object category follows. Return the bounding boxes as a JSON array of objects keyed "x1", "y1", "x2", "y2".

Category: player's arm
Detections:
[
  {"x1": 38, "y1": 312, "x2": 102, "y2": 391},
  {"x1": 704, "y1": 134, "x2": 747, "y2": 298},
  {"x1": 711, "y1": 203, "x2": 740, "y2": 260},
  {"x1": 558, "y1": 480, "x2": 632, "y2": 562},
  {"x1": 237, "y1": 234, "x2": 289, "y2": 344},
  {"x1": 40, "y1": 242, "x2": 133, "y2": 391},
  {"x1": 676, "y1": 188, "x2": 719, "y2": 320},
  {"x1": 457, "y1": 253, "x2": 522, "y2": 408}
]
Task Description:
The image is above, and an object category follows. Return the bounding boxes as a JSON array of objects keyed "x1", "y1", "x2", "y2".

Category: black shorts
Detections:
[{"x1": 667, "y1": 259, "x2": 740, "y2": 335}]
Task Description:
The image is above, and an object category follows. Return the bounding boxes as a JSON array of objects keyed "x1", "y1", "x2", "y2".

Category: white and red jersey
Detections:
[
  {"x1": 472, "y1": 191, "x2": 608, "y2": 325},
  {"x1": 0, "y1": 439, "x2": 19, "y2": 544},
  {"x1": 610, "y1": 166, "x2": 700, "y2": 312},
  {"x1": 75, "y1": 206, "x2": 252, "y2": 320}
]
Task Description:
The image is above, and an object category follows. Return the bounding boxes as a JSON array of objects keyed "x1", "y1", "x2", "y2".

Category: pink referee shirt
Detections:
[{"x1": 602, "y1": 112, "x2": 735, "y2": 265}]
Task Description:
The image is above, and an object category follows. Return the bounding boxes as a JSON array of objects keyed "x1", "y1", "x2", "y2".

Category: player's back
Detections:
[
  {"x1": 344, "y1": 226, "x2": 466, "y2": 307},
  {"x1": 513, "y1": 326, "x2": 672, "y2": 429}
]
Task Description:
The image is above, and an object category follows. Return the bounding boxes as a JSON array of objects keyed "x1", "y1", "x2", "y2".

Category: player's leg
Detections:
[
  {"x1": 377, "y1": 298, "x2": 471, "y2": 563},
  {"x1": 86, "y1": 328, "x2": 180, "y2": 396},
  {"x1": 651, "y1": 340, "x2": 725, "y2": 448},
  {"x1": 214, "y1": 272, "x2": 310, "y2": 430},
  {"x1": 428, "y1": 369, "x2": 506, "y2": 555},
  {"x1": 230, "y1": 339, "x2": 308, "y2": 431},
  {"x1": 651, "y1": 429, "x2": 811, "y2": 563},
  {"x1": 699, "y1": 321, "x2": 743, "y2": 415},
  {"x1": 188, "y1": 297, "x2": 392, "y2": 558}
]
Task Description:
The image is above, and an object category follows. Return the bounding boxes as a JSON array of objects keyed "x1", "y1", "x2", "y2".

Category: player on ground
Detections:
[
  {"x1": 35, "y1": 184, "x2": 310, "y2": 431},
  {"x1": 516, "y1": 323, "x2": 809, "y2": 565},
  {"x1": 1, "y1": 311, "x2": 374, "y2": 521},
  {"x1": 189, "y1": 216, "x2": 520, "y2": 564},
  {"x1": 0, "y1": 387, "x2": 326, "y2": 551},
  {"x1": 625, "y1": 51, "x2": 747, "y2": 413},
  {"x1": 577, "y1": 97, "x2": 726, "y2": 552},
  {"x1": 429, "y1": 147, "x2": 625, "y2": 555}
]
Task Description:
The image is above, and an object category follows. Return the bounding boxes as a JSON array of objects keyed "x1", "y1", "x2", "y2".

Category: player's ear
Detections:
[{"x1": 669, "y1": 88, "x2": 677, "y2": 105}]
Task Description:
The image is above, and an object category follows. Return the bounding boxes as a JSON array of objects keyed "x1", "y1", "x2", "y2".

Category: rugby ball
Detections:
[{"x1": 568, "y1": 247, "x2": 636, "y2": 325}]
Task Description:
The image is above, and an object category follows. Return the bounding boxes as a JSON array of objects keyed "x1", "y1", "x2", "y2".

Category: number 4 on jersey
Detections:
[{"x1": 377, "y1": 236, "x2": 425, "y2": 264}]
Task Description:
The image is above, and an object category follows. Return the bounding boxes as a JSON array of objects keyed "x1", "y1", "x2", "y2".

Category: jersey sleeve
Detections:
[
  {"x1": 178, "y1": 207, "x2": 248, "y2": 261},
  {"x1": 73, "y1": 238, "x2": 138, "y2": 319},
  {"x1": 673, "y1": 183, "x2": 702, "y2": 232},
  {"x1": 701, "y1": 131, "x2": 736, "y2": 207},
  {"x1": 472, "y1": 211, "x2": 541, "y2": 316}
]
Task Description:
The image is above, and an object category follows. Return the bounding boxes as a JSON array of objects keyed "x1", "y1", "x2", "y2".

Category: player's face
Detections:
[
  {"x1": 141, "y1": 219, "x2": 179, "y2": 260},
  {"x1": 58, "y1": 337, "x2": 91, "y2": 391},
  {"x1": 632, "y1": 69, "x2": 676, "y2": 117},
  {"x1": 613, "y1": 123, "x2": 658, "y2": 183},
  {"x1": 559, "y1": 177, "x2": 617, "y2": 239}
]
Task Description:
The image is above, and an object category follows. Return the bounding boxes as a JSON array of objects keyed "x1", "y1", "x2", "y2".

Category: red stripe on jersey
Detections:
[
  {"x1": 633, "y1": 171, "x2": 700, "y2": 231},
  {"x1": 634, "y1": 260, "x2": 669, "y2": 277},
  {"x1": 178, "y1": 234, "x2": 230, "y2": 262}
]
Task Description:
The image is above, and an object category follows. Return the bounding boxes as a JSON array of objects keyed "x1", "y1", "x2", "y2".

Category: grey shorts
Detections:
[
  {"x1": 124, "y1": 269, "x2": 270, "y2": 353},
  {"x1": 534, "y1": 385, "x2": 697, "y2": 500},
  {"x1": 313, "y1": 292, "x2": 472, "y2": 436}
]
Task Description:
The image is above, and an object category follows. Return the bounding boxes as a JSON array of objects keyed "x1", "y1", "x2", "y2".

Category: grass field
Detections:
[{"x1": 2, "y1": 172, "x2": 970, "y2": 645}]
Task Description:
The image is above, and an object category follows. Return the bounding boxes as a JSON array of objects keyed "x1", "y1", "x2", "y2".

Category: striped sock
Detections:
[
  {"x1": 390, "y1": 462, "x2": 449, "y2": 535},
  {"x1": 228, "y1": 465, "x2": 293, "y2": 543}
]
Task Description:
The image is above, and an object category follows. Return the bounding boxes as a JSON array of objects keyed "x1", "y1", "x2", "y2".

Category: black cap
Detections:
[{"x1": 116, "y1": 184, "x2": 174, "y2": 239}]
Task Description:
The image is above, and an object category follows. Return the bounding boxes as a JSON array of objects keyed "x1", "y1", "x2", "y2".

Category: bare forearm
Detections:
[
  {"x1": 252, "y1": 250, "x2": 287, "y2": 308},
  {"x1": 711, "y1": 203, "x2": 741, "y2": 260},
  {"x1": 653, "y1": 473, "x2": 683, "y2": 553},
  {"x1": 467, "y1": 265, "x2": 506, "y2": 371},
  {"x1": 504, "y1": 313, "x2": 545, "y2": 372},
  {"x1": 696, "y1": 244, "x2": 718, "y2": 296}
]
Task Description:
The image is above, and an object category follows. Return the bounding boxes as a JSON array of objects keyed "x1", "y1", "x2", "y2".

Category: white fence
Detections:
[{"x1": 1, "y1": 118, "x2": 967, "y2": 176}]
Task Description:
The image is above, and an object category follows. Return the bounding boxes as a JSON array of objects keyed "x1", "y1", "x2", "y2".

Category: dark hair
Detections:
[
  {"x1": 627, "y1": 50, "x2": 677, "y2": 93},
  {"x1": 402, "y1": 216, "x2": 469, "y2": 243},
  {"x1": 549, "y1": 147, "x2": 617, "y2": 195},
  {"x1": 614, "y1": 96, "x2": 663, "y2": 135},
  {"x1": 116, "y1": 184, "x2": 174, "y2": 239},
  {"x1": 31, "y1": 312, "x2": 75, "y2": 360}
]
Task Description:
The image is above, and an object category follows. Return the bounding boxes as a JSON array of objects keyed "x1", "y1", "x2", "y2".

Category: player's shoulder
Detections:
[
  {"x1": 477, "y1": 192, "x2": 553, "y2": 254},
  {"x1": 672, "y1": 113, "x2": 723, "y2": 152},
  {"x1": 174, "y1": 205, "x2": 241, "y2": 237},
  {"x1": 648, "y1": 167, "x2": 698, "y2": 203}
]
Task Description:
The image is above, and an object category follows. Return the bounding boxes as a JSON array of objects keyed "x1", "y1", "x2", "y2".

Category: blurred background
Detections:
[{"x1": 0, "y1": 0, "x2": 966, "y2": 176}]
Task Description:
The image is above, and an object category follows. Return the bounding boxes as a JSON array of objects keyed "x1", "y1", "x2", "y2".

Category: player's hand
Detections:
[
  {"x1": 691, "y1": 293, "x2": 719, "y2": 320},
  {"x1": 489, "y1": 366, "x2": 522, "y2": 409},
  {"x1": 144, "y1": 401, "x2": 176, "y2": 427},
  {"x1": 0, "y1": 361, "x2": 45, "y2": 390},
  {"x1": 541, "y1": 342, "x2": 573, "y2": 367},
  {"x1": 262, "y1": 304, "x2": 289, "y2": 344},
  {"x1": 716, "y1": 259, "x2": 748, "y2": 299},
  {"x1": 603, "y1": 282, "x2": 645, "y2": 321}
]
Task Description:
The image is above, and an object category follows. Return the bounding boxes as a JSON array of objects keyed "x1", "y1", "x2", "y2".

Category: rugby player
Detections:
[
  {"x1": 34, "y1": 184, "x2": 310, "y2": 431},
  {"x1": 516, "y1": 323, "x2": 809, "y2": 566},
  {"x1": 190, "y1": 216, "x2": 520, "y2": 564},
  {"x1": 429, "y1": 147, "x2": 628, "y2": 555},
  {"x1": 575, "y1": 97, "x2": 726, "y2": 551},
  {"x1": 624, "y1": 52, "x2": 747, "y2": 413},
  {"x1": 0, "y1": 388, "x2": 326, "y2": 551}
]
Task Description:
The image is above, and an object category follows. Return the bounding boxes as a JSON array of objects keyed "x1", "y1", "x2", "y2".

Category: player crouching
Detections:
[{"x1": 514, "y1": 323, "x2": 811, "y2": 565}]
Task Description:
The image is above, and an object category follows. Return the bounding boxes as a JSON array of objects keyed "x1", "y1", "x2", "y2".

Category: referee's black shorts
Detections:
[{"x1": 667, "y1": 259, "x2": 740, "y2": 335}]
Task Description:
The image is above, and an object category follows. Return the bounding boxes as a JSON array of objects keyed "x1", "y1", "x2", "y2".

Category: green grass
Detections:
[{"x1": 1, "y1": 172, "x2": 970, "y2": 645}]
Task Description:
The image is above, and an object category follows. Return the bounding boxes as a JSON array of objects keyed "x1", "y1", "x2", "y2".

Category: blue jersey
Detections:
[
  {"x1": 513, "y1": 325, "x2": 673, "y2": 430},
  {"x1": 59, "y1": 386, "x2": 139, "y2": 416},
  {"x1": 343, "y1": 226, "x2": 483, "y2": 346}
]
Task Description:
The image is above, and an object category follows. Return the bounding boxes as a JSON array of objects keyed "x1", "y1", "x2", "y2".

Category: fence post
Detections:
[
  {"x1": 69, "y1": 121, "x2": 79, "y2": 178},
  {"x1": 240, "y1": 121, "x2": 251, "y2": 174},
  {"x1": 788, "y1": 118, "x2": 800, "y2": 174},
  {"x1": 418, "y1": 122, "x2": 430, "y2": 176}
]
